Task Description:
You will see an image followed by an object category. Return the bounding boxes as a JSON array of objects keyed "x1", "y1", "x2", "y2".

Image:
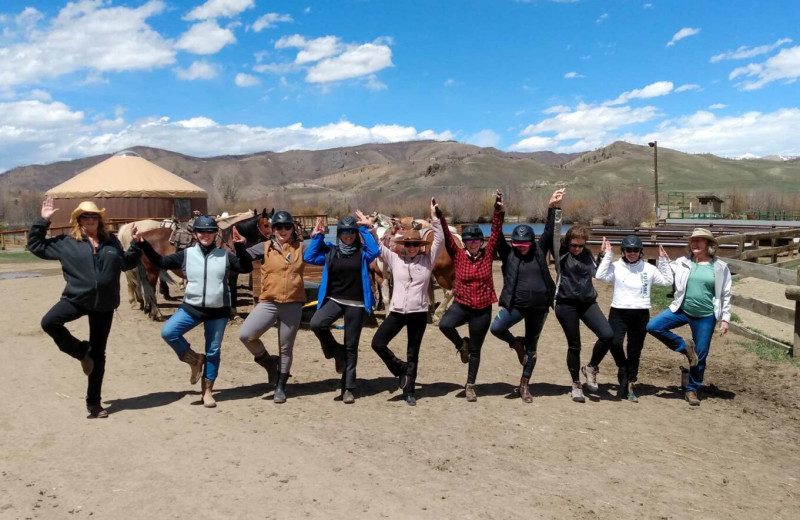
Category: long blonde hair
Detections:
[{"x1": 71, "y1": 219, "x2": 109, "y2": 242}]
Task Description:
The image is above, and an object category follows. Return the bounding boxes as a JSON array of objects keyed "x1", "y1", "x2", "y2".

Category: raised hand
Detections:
[
  {"x1": 431, "y1": 197, "x2": 442, "y2": 219},
  {"x1": 495, "y1": 189, "x2": 504, "y2": 211},
  {"x1": 658, "y1": 244, "x2": 669, "y2": 259},
  {"x1": 549, "y1": 188, "x2": 566, "y2": 208},
  {"x1": 41, "y1": 196, "x2": 59, "y2": 220},
  {"x1": 355, "y1": 210, "x2": 372, "y2": 229},
  {"x1": 311, "y1": 216, "x2": 326, "y2": 237},
  {"x1": 131, "y1": 223, "x2": 143, "y2": 242},
  {"x1": 602, "y1": 236, "x2": 613, "y2": 254},
  {"x1": 232, "y1": 227, "x2": 245, "y2": 243}
]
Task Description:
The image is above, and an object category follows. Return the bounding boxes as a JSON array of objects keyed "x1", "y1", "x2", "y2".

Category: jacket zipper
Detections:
[{"x1": 202, "y1": 250, "x2": 209, "y2": 308}]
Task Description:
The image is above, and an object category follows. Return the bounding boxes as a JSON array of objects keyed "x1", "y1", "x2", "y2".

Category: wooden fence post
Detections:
[{"x1": 795, "y1": 270, "x2": 800, "y2": 359}]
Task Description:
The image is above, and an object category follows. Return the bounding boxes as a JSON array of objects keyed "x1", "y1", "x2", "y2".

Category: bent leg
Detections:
[
  {"x1": 160, "y1": 308, "x2": 201, "y2": 358},
  {"x1": 238, "y1": 302, "x2": 280, "y2": 357},
  {"x1": 41, "y1": 299, "x2": 89, "y2": 359}
]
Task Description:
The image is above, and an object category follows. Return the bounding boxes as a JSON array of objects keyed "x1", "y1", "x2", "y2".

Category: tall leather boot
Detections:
[
  {"x1": 254, "y1": 352, "x2": 278, "y2": 386},
  {"x1": 180, "y1": 349, "x2": 205, "y2": 385},
  {"x1": 519, "y1": 377, "x2": 533, "y2": 403},
  {"x1": 616, "y1": 366, "x2": 629, "y2": 399},
  {"x1": 201, "y1": 378, "x2": 216, "y2": 408},
  {"x1": 273, "y1": 373, "x2": 289, "y2": 404}
]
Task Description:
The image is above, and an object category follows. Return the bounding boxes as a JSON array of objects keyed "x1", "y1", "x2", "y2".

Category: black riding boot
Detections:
[
  {"x1": 616, "y1": 366, "x2": 629, "y2": 399},
  {"x1": 273, "y1": 373, "x2": 289, "y2": 404}
]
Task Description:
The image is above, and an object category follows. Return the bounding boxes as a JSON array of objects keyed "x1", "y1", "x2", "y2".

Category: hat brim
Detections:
[{"x1": 69, "y1": 207, "x2": 106, "y2": 225}]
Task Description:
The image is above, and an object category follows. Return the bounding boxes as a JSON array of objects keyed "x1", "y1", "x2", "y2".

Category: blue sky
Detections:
[{"x1": 1, "y1": 0, "x2": 799, "y2": 172}]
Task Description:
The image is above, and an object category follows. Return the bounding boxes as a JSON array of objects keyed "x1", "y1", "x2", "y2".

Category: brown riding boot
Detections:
[
  {"x1": 181, "y1": 349, "x2": 205, "y2": 385},
  {"x1": 510, "y1": 337, "x2": 527, "y2": 366},
  {"x1": 519, "y1": 377, "x2": 533, "y2": 403},
  {"x1": 685, "y1": 390, "x2": 700, "y2": 406},
  {"x1": 202, "y1": 378, "x2": 217, "y2": 408}
]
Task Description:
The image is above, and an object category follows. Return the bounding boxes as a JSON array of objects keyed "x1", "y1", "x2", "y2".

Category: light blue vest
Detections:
[{"x1": 183, "y1": 245, "x2": 230, "y2": 308}]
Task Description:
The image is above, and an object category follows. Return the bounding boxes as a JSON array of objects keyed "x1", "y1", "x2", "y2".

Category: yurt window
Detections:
[{"x1": 174, "y1": 199, "x2": 192, "y2": 218}]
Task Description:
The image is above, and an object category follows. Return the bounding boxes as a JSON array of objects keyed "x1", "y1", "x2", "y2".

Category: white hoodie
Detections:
[{"x1": 595, "y1": 252, "x2": 674, "y2": 309}]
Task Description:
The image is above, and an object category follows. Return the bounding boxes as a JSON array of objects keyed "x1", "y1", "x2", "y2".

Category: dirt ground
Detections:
[{"x1": 1, "y1": 258, "x2": 799, "y2": 520}]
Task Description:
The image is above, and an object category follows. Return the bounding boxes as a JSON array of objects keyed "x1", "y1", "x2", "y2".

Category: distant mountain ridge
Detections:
[{"x1": 1, "y1": 140, "x2": 799, "y2": 207}]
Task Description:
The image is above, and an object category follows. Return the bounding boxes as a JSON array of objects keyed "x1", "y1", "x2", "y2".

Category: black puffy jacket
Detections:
[{"x1": 27, "y1": 217, "x2": 141, "y2": 312}]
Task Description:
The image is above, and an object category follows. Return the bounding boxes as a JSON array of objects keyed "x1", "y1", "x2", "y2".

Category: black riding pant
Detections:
[
  {"x1": 310, "y1": 299, "x2": 366, "y2": 390},
  {"x1": 555, "y1": 300, "x2": 614, "y2": 382},
  {"x1": 438, "y1": 302, "x2": 492, "y2": 384},
  {"x1": 371, "y1": 311, "x2": 428, "y2": 394},
  {"x1": 590, "y1": 307, "x2": 649, "y2": 382}
]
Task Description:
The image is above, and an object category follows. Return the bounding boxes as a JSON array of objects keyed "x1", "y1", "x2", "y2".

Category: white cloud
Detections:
[
  {"x1": 0, "y1": 99, "x2": 83, "y2": 128},
  {"x1": 542, "y1": 105, "x2": 571, "y2": 114},
  {"x1": 234, "y1": 73, "x2": 260, "y2": 87},
  {"x1": 509, "y1": 135, "x2": 560, "y2": 152},
  {"x1": 184, "y1": 0, "x2": 254, "y2": 21},
  {"x1": 729, "y1": 45, "x2": 800, "y2": 90},
  {"x1": 276, "y1": 35, "x2": 342, "y2": 64},
  {"x1": 175, "y1": 60, "x2": 218, "y2": 80},
  {"x1": 444, "y1": 78, "x2": 457, "y2": 86},
  {"x1": 606, "y1": 81, "x2": 673, "y2": 105},
  {"x1": 564, "y1": 72, "x2": 585, "y2": 79},
  {"x1": 643, "y1": 3, "x2": 653, "y2": 8},
  {"x1": 708, "y1": 103, "x2": 727, "y2": 110},
  {"x1": 667, "y1": 27, "x2": 700, "y2": 47},
  {"x1": 364, "y1": 75, "x2": 387, "y2": 91},
  {"x1": 251, "y1": 13, "x2": 293, "y2": 32},
  {"x1": 304, "y1": 7, "x2": 312, "y2": 14},
  {"x1": 306, "y1": 43, "x2": 393, "y2": 83},
  {"x1": 27, "y1": 89, "x2": 52, "y2": 102},
  {"x1": 0, "y1": 1, "x2": 174, "y2": 89},
  {"x1": 675, "y1": 83, "x2": 701, "y2": 92},
  {"x1": 15, "y1": 6, "x2": 44, "y2": 37},
  {"x1": 596, "y1": 13, "x2": 608, "y2": 24},
  {"x1": 176, "y1": 20, "x2": 236, "y2": 55},
  {"x1": 710, "y1": 38, "x2": 792, "y2": 62},
  {"x1": 466, "y1": 129, "x2": 501, "y2": 148}
]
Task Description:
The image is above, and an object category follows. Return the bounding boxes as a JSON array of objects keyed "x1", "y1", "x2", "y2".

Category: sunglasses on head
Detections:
[
  {"x1": 569, "y1": 243, "x2": 585, "y2": 249},
  {"x1": 339, "y1": 229, "x2": 357, "y2": 235},
  {"x1": 404, "y1": 242, "x2": 421, "y2": 248},
  {"x1": 273, "y1": 224, "x2": 293, "y2": 231},
  {"x1": 622, "y1": 247, "x2": 642, "y2": 253},
  {"x1": 80, "y1": 213, "x2": 100, "y2": 220}
]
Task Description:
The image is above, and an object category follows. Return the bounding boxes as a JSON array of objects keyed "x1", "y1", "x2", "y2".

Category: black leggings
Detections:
[
  {"x1": 438, "y1": 302, "x2": 492, "y2": 384},
  {"x1": 41, "y1": 299, "x2": 114, "y2": 406},
  {"x1": 555, "y1": 300, "x2": 614, "y2": 382},
  {"x1": 371, "y1": 311, "x2": 428, "y2": 394},
  {"x1": 590, "y1": 307, "x2": 649, "y2": 382},
  {"x1": 310, "y1": 299, "x2": 366, "y2": 390}
]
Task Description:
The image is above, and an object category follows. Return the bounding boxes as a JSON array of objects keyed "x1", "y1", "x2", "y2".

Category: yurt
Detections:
[{"x1": 45, "y1": 151, "x2": 207, "y2": 228}]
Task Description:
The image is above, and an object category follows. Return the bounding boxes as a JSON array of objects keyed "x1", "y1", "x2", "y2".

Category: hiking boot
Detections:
[
  {"x1": 685, "y1": 390, "x2": 700, "y2": 406},
  {"x1": 581, "y1": 364, "x2": 599, "y2": 392},
  {"x1": 684, "y1": 338, "x2": 699, "y2": 368},
  {"x1": 80, "y1": 341, "x2": 94, "y2": 376},
  {"x1": 458, "y1": 337, "x2": 470, "y2": 364},
  {"x1": 571, "y1": 381, "x2": 585, "y2": 403},
  {"x1": 180, "y1": 349, "x2": 204, "y2": 385},
  {"x1": 201, "y1": 378, "x2": 216, "y2": 408},
  {"x1": 404, "y1": 393, "x2": 416, "y2": 406},
  {"x1": 342, "y1": 390, "x2": 355, "y2": 404},
  {"x1": 519, "y1": 377, "x2": 533, "y2": 403},
  {"x1": 254, "y1": 352, "x2": 278, "y2": 386},
  {"x1": 87, "y1": 404, "x2": 108, "y2": 418},
  {"x1": 510, "y1": 337, "x2": 527, "y2": 366},
  {"x1": 627, "y1": 382, "x2": 639, "y2": 403},
  {"x1": 465, "y1": 384, "x2": 477, "y2": 402}
]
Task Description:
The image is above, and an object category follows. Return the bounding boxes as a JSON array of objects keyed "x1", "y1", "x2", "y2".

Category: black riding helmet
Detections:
[
  {"x1": 337, "y1": 215, "x2": 359, "y2": 233},
  {"x1": 620, "y1": 235, "x2": 643, "y2": 249},
  {"x1": 193, "y1": 215, "x2": 218, "y2": 232},
  {"x1": 461, "y1": 225, "x2": 484, "y2": 242},
  {"x1": 511, "y1": 225, "x2": 535, "y2": 243},
  {"x1": 271, "y1": 210, "x2": 295, "y2": 226}
]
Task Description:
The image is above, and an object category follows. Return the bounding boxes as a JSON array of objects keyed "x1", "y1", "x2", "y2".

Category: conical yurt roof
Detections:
[{"x1": 46, "y1": 151, "x2": 207, "y2": 198}]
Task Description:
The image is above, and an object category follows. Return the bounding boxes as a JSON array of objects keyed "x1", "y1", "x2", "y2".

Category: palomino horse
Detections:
[
  {"x1": 216, "y1": 209, "x2": 273, "y2": 316},
  {"x1": 369, "y1": 213, "x2": 459, "y2": 323},
  {"x1": 118, "y1": 221, "x2": 180, "y2": 320}
]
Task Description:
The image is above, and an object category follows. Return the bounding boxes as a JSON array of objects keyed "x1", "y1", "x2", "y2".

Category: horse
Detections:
[
  {"x1": 216, "y1": 209, "x2": 273, "y2": 317},
  {"x1": 117, "y1": 222, "x2": 181, "y2": 321},
  {"x1": 368, "y1": 213, "x2": 458, "y2": 324}
]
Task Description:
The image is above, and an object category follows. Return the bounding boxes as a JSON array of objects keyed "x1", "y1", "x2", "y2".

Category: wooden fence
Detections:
[{"x1": 718, "y1": 228, "x2": 800, "y2": 357}]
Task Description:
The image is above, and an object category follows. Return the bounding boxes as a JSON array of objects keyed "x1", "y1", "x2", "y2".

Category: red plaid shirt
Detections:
[{"x1": 440, "y1": 210, "x2": 503, "y2": 309}]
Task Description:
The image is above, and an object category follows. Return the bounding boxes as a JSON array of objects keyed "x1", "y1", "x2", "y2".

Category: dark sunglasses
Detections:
[
  {"x1": 339, "y1": 229, "x2": 357, "y2": 235},
  {"x1": 196, "y1": 230, "x2": 216, "y2": 235},
  {"x1": 404, "y1": 242, "x2": 422, "y2": 247},
  {"x1": 79, "y1": 213, "x2": 100, "y2": 220},
  {"x1": 465, "y1": 238, "x2": 482, "y2": 243},
  {"x1": 569, "y1": 243, "x2": 585, "y2": 249},
  {"x1": 622, "y1": 248, "x2": 642, "y2": 253},
  {"x1": 273, "y1": 224, "x2": 293, "y2": 231}
]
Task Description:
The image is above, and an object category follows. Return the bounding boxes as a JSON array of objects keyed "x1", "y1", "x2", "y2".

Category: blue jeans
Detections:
[
  {"x1": 161, "y1": 308, "x2": 229, "y2": 382},
  {"x1": 646, "y1": 308, "x2": 716, "y2": 392}
]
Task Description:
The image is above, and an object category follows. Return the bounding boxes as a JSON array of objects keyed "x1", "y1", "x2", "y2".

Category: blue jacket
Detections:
[{"x1": 303, "y1": 226, "x2": 380, "y2": 313}]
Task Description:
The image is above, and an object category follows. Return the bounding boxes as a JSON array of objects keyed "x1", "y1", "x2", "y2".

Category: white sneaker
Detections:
[
  {"x1": 571, "y1": 381, "x2": 586, "y2": 403},
  {"x1": 581, "y1": 364, "x2": 599, "y2": 392}
]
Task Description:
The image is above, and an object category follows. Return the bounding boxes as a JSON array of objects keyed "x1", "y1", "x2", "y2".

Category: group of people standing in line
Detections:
[{"x1": 29, "y1": 190, "x2": 731, "y2": 417}]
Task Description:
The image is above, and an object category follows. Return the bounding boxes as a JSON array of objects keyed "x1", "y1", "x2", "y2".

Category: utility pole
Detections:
[{"x1": 648, "y1": 141, "x2": 659, "y2": 219}]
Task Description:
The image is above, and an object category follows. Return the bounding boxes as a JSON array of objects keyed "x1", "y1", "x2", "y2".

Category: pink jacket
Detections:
[{"x1": 379, "y1": 220, "x2": 443, "y2": 314}]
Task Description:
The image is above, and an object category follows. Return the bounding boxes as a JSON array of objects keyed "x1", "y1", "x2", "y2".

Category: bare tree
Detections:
[
  {"x1": 593, "y1": 180, "x2": 616, "y2": 221},
  {"x1": 612, "y1": 188, "x2": 652, "y2": 227},
  {"x1": 563, "y1": 198, "x2": 594, "y2": 224},
  {"x1": 215, "y1": 173, "x2": 242, "y2": 204}
]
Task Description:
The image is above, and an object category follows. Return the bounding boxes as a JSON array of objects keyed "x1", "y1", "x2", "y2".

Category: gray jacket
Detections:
[{"x1": 668, "y1": 255, "x2": 732, "y2": 322}]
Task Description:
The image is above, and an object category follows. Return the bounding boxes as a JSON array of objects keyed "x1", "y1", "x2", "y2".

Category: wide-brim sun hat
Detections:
[
  {"x1": 688, "y1": 228, "x2": 718, "y2": 247},
  {"x1": 69, "y1": 201, "x2": 106, "y2": 225},
  {"x1": 394, "y1": 229, "x2": 425, "y2": 245}
]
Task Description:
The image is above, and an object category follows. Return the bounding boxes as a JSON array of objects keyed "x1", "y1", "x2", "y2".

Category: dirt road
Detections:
[{"x1": 1, "y1": 259, "x2": 798, "y2": 519}]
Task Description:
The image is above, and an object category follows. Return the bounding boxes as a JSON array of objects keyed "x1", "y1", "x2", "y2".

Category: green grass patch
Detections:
[
  {"x1": 650, "y1": 285, "x2": 672, "y2": 313},
  {"x1": 737, "y1": 340, "x2": 800, "y2": 367},
  {"x1": 729, "y1": 312, "x2": 741, "y2": 324},
  {"x1": 0, "y1": 251, "x2": 47, "y2": 264}
]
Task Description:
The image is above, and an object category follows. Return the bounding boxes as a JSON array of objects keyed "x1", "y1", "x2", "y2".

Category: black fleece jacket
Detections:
[{"x1": 27, "y1": 217, "x2": 141, "y2": 312}]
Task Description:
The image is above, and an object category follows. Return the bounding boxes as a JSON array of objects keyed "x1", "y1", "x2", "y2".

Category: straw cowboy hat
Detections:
[
  {"x1": 393, "y1": 229, "x2": 428, "y2": 250},
  {"x1": 69, "y1": 201, "x2": 106, "y2": 225},
  {"x1": 688, "y1": 228, "x2": 718, "y2": 247}
]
